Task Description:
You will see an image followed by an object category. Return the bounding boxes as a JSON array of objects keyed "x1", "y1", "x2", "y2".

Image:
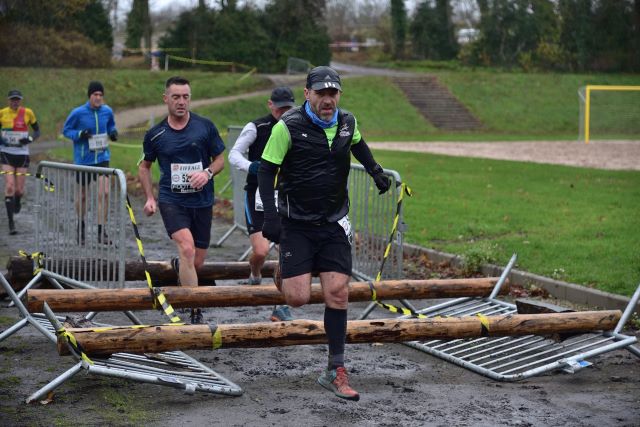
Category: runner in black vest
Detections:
[
  {"x1": 228, "y1": 87, "x2": 296, "y2": 322},
  {"x1": 258, "y1": 66, "x2": 391, "y2": 401}
]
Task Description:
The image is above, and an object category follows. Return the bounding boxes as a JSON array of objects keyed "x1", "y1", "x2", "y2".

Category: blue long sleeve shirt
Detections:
[{"x1": 62, "y1": 102, "x2": 117, "y2": 165}]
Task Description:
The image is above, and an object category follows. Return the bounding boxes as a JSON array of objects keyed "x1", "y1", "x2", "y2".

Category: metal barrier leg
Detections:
[
  {"x1": 357, "y1": 302, "x2": 378, "y2": 320},
  {"x1": 0, "y1": 317, "x2": 29, "y2": 342},
  {"x1": 238, "y1": 245, "x2": 253, "y2": 262},
  {"x1": 7, "y1": 272, "x2": 45, "y2": 308},
  {"x1": 25, "y1": 362, "x2": 84, "y2": 404},
  {"x1": 213, "y1": 224, "x2": 239, "y2": 248},
  {"x1": 627, "y1": 345, "x2": 640, "y2": 358}
]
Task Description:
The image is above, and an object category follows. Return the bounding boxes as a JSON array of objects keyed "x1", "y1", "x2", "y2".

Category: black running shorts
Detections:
[
  {"x1": 159, "y1": 202, "x2": 213, "y2": 249},
  {"x1": 75, "y1": 160, "x2": 110, "y2": 185},
  {"x1": 0, "y1": 152, "x2": 29, "y2": 168},
  {"x1": 278, "y1": 218, "x2": 352, "y2": 279}
]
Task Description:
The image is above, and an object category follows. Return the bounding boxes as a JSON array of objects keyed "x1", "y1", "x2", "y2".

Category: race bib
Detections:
[
  {"x1": 338, "y1": 215, "x2": 353, "y2": 245},
  {"x1": 88, "y1": 133, "x2": 109, "y2": 151},
  {"x1": 171, "y1": 162, "x2": 203, "y2": 193},
  {"x1": 1, "y1": 130, "x2": 28, "y2": 147},
  {"x1": 255, "y1": 188, "x2": 278, "y2": 212}
]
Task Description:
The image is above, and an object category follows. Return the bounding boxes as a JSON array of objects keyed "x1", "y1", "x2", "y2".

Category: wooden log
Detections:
[
  {"x1": 56, "y1": 310, "x2": 622, "y2": 356},
  {"x1": 26, "y1": 277, "x2": 505, "y2": 312},
  {"x1": 4, "y1": 256, "x2": 277, "y2": 290}
]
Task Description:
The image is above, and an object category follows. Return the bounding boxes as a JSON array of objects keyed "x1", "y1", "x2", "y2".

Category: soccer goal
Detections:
[{"x1": 578, "y1": 85, "x2": 640, "y2": 143}]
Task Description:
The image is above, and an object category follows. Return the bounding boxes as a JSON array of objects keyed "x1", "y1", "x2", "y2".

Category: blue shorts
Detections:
[
  {"x1": 278, "y1": 218, "x2": 352, "y2": 279},
  {"x1": 159, "y1": 202, "x2": 213, "y2": 249}
]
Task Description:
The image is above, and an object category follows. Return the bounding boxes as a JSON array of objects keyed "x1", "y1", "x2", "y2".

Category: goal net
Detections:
[{"x1": 578, "y1": 85, "x2": 640, "y2": 143}]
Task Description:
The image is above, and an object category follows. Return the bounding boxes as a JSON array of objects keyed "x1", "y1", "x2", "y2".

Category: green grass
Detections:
[
  {"x1": 372, "y1": 149, "x2": 640, "y2": 296},
  {"x1": 0, "y1": 67, "x2": 270, "y2": 139}
]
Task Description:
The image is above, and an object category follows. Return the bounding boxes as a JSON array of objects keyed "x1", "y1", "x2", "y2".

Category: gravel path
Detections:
[{"x1": 369, "y1": 140, "x2": 640, "y2": 171}]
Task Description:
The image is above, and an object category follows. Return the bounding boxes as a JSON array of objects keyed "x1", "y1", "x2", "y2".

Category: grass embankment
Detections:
[
  {"x1": 7, "y1": 68, "x2": 639, "y2": 295},
  {"x1": 0, "y1": 67, "x2": 270, "y2": 139}
]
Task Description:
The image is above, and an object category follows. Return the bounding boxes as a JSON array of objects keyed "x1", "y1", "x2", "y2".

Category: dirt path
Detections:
[{"x1": 369, "y1": 140, "x2": 640, "y2": 171}]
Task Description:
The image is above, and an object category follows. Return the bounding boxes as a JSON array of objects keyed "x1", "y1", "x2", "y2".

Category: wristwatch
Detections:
[{"x1": 204, "y1": 167, "x2": 214, "y2": 180}]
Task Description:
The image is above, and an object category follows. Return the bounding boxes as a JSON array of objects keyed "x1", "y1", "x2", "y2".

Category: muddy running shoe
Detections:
[
  {"x1": 270, "y1": 305, "x2": 293, "y2": 322},
  {"x1": 190, "y1": 308, "x2": 204, "y2": 324},
  {"x1": 248, "y1": 275, "x2": 262, "y2": 286},
  {"x1": 317, "y1": 367, "x2": 360, "y2": 401}
]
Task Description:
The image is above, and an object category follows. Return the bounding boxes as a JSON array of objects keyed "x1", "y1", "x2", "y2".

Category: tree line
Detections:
[
  {"x1": 397, "y1": 0, "x2": 640, "y2": 72},
  {"x1": 1, "y1": 0, "x2": 638, "y2": 72}
]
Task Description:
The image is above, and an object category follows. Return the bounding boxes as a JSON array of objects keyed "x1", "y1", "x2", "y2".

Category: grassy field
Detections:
[
  {"x1": 374, "y1": 150, "x2": 640, "y2": 296},
  {"x1": 12, "y1": 67, "x2": 640, "y2": 295},
  {"x1": 0, "y1": 67, "x2": 270, "y2": 139}
]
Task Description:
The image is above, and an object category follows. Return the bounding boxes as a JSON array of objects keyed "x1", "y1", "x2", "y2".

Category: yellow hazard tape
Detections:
[
  {"x1": 125, "y1": 195, "x2": 182, "y2": 323},
  {"x1": 57, "y1": 328, "x2": 94, "y2": 365},
  {"x1": 367, "y1": 281, "x2": 428, "y2": 319},
  {"x1": 210, "y1": 324, "x2": 222, "y2": 349},
  {"x1": 0, "y1": 170, "x2": 55, "y2": 191},
  {"x1": 476, "y1": 313, "x2": 491, "y2": 336},
  {"x1": 18, "y1": 250, "x2": 45, "y2": 275}
]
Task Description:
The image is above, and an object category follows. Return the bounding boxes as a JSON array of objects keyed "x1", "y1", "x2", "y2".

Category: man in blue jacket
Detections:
[{"x1": 63, "y1": 81, "x2": 118, "y2": 245}]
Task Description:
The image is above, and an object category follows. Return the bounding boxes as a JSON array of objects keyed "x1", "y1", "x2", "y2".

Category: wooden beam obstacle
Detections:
[
  {"x1": 4, "y1": 257, "x2": 278, "y2": 289},
  {"x1": 26, "y1": 277, "x2": 505, "y2": 312},
  {"x1": 56, "y1": 310, "x2": 622, "y2": 357}
]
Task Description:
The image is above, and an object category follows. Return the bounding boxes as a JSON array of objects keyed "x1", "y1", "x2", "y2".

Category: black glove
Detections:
[
  {"x1": 19, "y1": 136, "x2": 33, "y2": 145},
  {"x1": 261, "y1": 213, "x2": 281, "y2": 244},
  {"x1": 370, "y1": 164, "x2": 391, "y2": 194},
  {"x1": 109, "y1": 130, "x2": 118, "y2": 142},
  {"x1": 80, "y1": 129, "x2": 91, "y2": 139},
  {"x1": 248, "y1": 160, "x2": 260, "y2": 175}
]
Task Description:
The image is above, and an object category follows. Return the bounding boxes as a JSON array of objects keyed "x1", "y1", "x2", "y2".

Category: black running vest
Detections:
[
  {"x1": 276, "y1": 105, "x2": 356, "y2": 223},
  {"x1": 246, "y1": 114, "x2": 278, "y2": 191}
]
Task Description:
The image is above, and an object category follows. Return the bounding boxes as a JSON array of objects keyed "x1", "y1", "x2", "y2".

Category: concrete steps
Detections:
[{"x1": 393, "y1": 76, "x2": 482, "y2": 131}]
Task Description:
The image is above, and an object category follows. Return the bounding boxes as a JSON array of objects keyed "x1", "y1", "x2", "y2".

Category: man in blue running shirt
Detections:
[{"x1": 138, "y1": 76, "x2": 225, "y2": 324}]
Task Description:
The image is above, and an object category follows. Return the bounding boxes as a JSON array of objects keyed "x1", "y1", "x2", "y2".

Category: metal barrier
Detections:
[
  {"x1": 397, "y1": 255, "x2": 640, "y2": 381},
  {"x1": 34, "y1": 161, "x2": 128, "y2": 288},
  {"x1": 0, "y1": 160, "x2": 244, "y2": 399},
  {"x1": 215, "y1": 126, "x2": 248, "y2": 249},
  {"x1": 348, "y1": 165, "x2": 405, "y2": 282},
  {"x1": 0, "y1": 273, "x2": 242, "y2": 402}
]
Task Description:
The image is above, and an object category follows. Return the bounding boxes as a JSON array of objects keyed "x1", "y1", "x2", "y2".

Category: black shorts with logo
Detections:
[
  {"x1": 244, "y1": 189, "x2": 264, "y2": 235},
  {"x1": 0, "y1": 152, "x2": 29, "y2": 168},
  {"x1": 159, "y1": 202, "x2": 213, "y2": 249},
  {"x1": 278, "y1": 217, "x2": 352, "y2": 279}
]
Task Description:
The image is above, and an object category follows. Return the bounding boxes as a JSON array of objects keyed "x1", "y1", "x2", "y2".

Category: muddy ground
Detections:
[{"x1": 1, "y1": 147, "x2": 640, "y2": 426}]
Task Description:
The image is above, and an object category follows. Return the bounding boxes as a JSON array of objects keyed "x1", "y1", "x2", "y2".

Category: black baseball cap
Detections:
[
  {"x1": 270, "y1": 86, "x2": 295, "y2": 108},
  {"x1": 306, "y1": 66, "x2": 342, "y2": 91},
  {"x1": 7, "y1": 89, "x2": 23, "y2": 99}
]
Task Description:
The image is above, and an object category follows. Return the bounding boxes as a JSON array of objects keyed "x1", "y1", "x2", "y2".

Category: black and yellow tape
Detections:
[
  {"x1": 367, "y1": 281, "x2": 428, "y2": 319},
  {"x1": 366, "y1": 182, "x2": 420, "y2": 318},
  {"x1": 0, "y1": 170, "x2": 55, "y2": 192},
  {"x1": 56, "y1": 327, "x2": 94, "y2": 365},
  {"x1": 18, "y1": 250, "x2": 45, "y2": 275},
  {"x1": 476, "y1": 313, "x2": 490, "y2": 336},
  {"x1": 125, "y1": 195, "x2": 182, "y2": 323}
]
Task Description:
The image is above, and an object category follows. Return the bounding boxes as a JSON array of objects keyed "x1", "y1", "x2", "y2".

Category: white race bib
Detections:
[
  {"x1": 88, "y1": 133, "x2": 109, "y2": 151},
  {"x1": 338, "y1": 215, "x2": 353, "y2": 245},
  {"x1": 255, "y1": 188, "x2": 278, "y2": 212},
  {"x1": 1, "y1": 130, "x2": 28, "y2": 147},
  {"x1": 171, "y1": 162, "x2": 203, "y2": 193}
]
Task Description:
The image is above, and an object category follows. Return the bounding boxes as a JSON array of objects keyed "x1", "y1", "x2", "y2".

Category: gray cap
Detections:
[
  {"x1": 7, "y1": 89, "x2": 23, "y2": 99},
  {"x1": 270, "y1": 86, "x2": 295, "y2": 108},
  {"x1": 306, "y1": 66, "x2": 342, "y2": 91}
]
